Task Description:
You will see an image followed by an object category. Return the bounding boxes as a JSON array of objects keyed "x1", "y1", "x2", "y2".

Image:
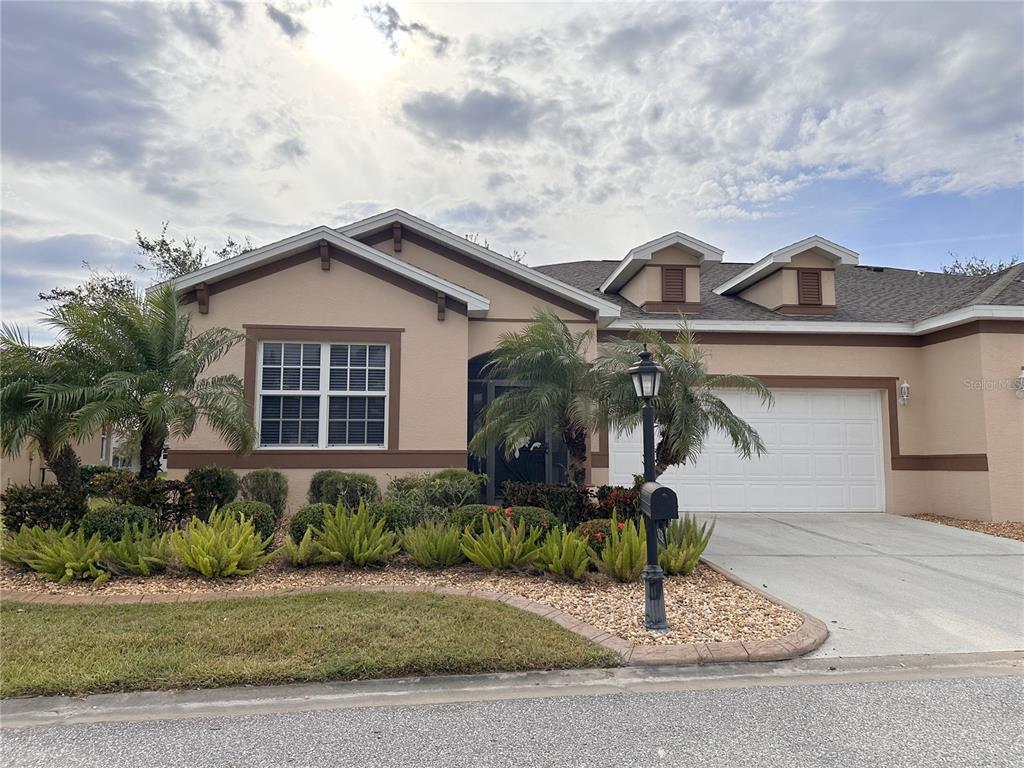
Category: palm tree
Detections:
[
  {"x1": 0, "y1": 326, "x2": 88, "y2": 506},
  {"x1": 597, "y1": 324, "x2": 773, "y2": 479},
  {"x1": 469, "y1": 311, "x2": 600, "y2": 487},
  {"x1": 39, "y1": 284, "x2": 255, "y2": 479}
]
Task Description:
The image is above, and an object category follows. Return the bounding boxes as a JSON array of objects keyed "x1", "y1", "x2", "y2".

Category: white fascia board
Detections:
[
  {"x1": 339, "y1": 209, "x2": 622, "y2": 322},
  {"x1": 713, "y1": 235, "x2": 860, "y2": 296},
  {"x1": 599, "y1": 232, "x2": 725, "y2": 293},
  {"x1": 605, "y1": 304, "x2": 1024, "y2": 336},
  {"x1": 163, "y1": 226, "x2": 491, "y2": 315}
]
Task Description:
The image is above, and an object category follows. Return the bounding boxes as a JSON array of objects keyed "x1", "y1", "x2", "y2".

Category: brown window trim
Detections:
[
  {"x1": 661, "y1": 266, "x2": 687, "y2": 303},
  {"x1": 797, "y1": 269, "x2": 823, "y2": 306},
  {"x1": 243, "y1": 325, "x2": 402, "y2": 451},
  {"x1": 589, "y1": 375, "x2": 988, "y2": 473}
]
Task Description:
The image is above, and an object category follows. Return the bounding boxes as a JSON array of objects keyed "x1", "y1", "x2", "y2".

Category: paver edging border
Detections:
[{"x1": 0, "y1": 562, "x2": 827, "y2": 667}]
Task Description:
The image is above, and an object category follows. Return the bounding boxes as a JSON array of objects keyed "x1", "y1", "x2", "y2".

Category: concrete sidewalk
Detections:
[{"x1": 703, "y1": 513, "x2": 1024, "y2": 658}]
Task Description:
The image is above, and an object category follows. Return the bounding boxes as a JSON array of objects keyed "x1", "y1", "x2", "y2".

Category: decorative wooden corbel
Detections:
[
  {"x1": 196, "y1": 282, "x2": 210, "y2": 314},
  {"x1": 393, "y1": 222, "x2": 403, "y2": 253},
  {"x1": 437, "y1": 292, "x2": 446, "y2": 321},
  {"x1": 320, "y1": 239, "x2": 330, "y2": 270}
]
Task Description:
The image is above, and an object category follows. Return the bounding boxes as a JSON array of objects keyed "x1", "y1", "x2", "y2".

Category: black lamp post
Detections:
[{"x1": 628, "y1": 347, "x2": 670, "y2": 631}]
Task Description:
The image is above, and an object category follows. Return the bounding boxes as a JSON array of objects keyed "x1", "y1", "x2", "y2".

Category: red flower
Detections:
[
  {"x1": 617, "y1": 522, "x2": 625, "y2": 530},
  {"x1": 503, "y1": 507, "x2": 513, "y2": 517},
  {"x1": 596, "y1": 531, "x2": 604, "y2": 542}
]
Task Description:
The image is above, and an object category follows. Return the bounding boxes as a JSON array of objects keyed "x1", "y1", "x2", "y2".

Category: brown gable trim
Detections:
[
  {"x1": 471, "y1": 317, "x2": 596, "y2": 324},
  {"x1": 590, "y1": 375, "x2": 987, "y2": 473},
  {"x1": 181, "y1": 245, "x2": 467, "y2": 317},
  {"x1": 358, "y1": 228, "x2": 597, "y2": 321},
  {"x1": 166, "y1": 449, "x2": 467, "y2": 470},
  {"x1": 776, "y1": 304, "x2": 836, "y2": 316},
  {"x1": 640, "y1": 301, "x2": 702, "y2": 313},
  {"x1": 243, "y1": 325, "x2": 403, "y2": 450}
]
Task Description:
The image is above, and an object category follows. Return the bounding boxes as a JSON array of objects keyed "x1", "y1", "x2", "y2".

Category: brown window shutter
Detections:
[
  {"x1": 662, "y1": 267, "x2": 686, "y2": 302},
  {"x1": 798, "y1": 270, "x2": 822, "y2": 305}
]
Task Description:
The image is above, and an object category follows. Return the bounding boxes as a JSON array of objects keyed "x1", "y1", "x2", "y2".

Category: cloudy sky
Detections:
[{"x1": 2, "y1": 1, "x2": 1022, "y2": 337}]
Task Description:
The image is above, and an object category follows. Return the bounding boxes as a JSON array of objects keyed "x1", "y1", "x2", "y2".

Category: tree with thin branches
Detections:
[
  {"x1": 469, "y1": 310, "x2": 600, "y2": 487},
  {"x1": 596, "y1": 324, "x2": 773, "y2": 479},
  {"x1": 37, "y1": 284, "x2": 256, "y2": 479}
]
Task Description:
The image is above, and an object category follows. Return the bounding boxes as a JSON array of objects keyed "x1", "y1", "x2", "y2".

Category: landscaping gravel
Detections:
[
  {"x1": 0, "y1": 558, "x2": 801, "y2": 647},
  {"x1": 911, "y1": 514, "x2": 1024, "y2": 542}
]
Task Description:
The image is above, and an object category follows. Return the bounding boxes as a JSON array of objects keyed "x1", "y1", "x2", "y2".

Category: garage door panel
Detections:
[{"x1": 608, "y1": 389, "x2": 885, "y2": 513}]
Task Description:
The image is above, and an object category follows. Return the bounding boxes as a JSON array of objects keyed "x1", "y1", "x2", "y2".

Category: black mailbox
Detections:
[{"x1": 639, "y1": 482, "x2": 679, "y2": 522}]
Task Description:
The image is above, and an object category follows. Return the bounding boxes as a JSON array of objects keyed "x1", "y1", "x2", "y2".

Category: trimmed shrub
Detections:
[
  {"x1": 574, "y1": 518, "x2": 612, "y2": 555},
  {"x1": 171, "y1": 510, "x2": 277, "y2": 578},
  {"x1": 289, "y1": 503, "x2": 327, "y2": 542},
  {"x1": 658, "y1": 514, "x2": 715, "y2": 576},
  {"x1": 500, "y1": 481, "x2": 595, "y2": 527},
  {"x1": 400, "y1": 521, "x2": 465, "y2": 568},
  {"x1": 238, "y1": 470, "x2": 288, "y2": 520},
  {"x1": 461, "y1": 515, "x2": 543, "y2": 570},
  {"x1": 592, "y1": 514, "x2": 645, "y2": 582},
  {"x1": 87, "y1": 473, "x2": 194, "y2": 530},
  {"x1": 80, "y1": 504, "x2": 156, "y2": 541},
  {"x1": 79, "y1": 464, "x2": 114, "y2": 486},
  {"x1": 282, "y1": 529, "x2": 321, "y2": 568},
  {"x1": 103, "y1": 523, "x2": 174, "y2": 577},
  {"x1": 370, "y1": 497, "x2": 432, "y2": 533},
  {"x1": 594, "y1": 485, "x2": 641, "y2": 520},
  {"x1": 307, "y1": 470, "x2": 381, "y2": 509},
  {"x1": 0, "y1": 484, "x2": 86, "y2": 530},
  {"x1": 314, "y1": 501, "x2": 399, "y2": 567},
  {"x1": 536, "y1": 526, "x2": 591, "y2": 581},
  {"x1": 221, "y1": 500, "x2": 278, "y2": 542},
  {"x1": 385, "y1": 471, "x2": 484, "y2": 514},
  {"x1": 2, "y1": 524, "x2": 109, "y2": 585},
  {"x1": 184, "y1": 466, "x2": 240, "y2": 519},
  {"x1": 451, "y1": 504, "x2": 557, "y2": 535}
]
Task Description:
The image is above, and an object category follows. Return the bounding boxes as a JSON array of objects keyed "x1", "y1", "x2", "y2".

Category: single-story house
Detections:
[{"x1": 163, "y1": 209, "x2": 1024, "y2": 522}]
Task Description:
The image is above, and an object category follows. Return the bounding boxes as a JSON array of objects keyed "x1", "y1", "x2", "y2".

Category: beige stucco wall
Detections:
[
  {"x1": 739, "y1": 270, "x2": 792, "y2": 310},
  {"x1": 1, "y1": 433, "x2": 109, "y2": 489},
  {"x1": 620, "y1": 265, "x2": 656, "y2": 308},
  {"x1": 978, "y1": 333, "x2": 1024, "y2": 521},
  {"x1": 373, "y1": 239, "x2": 591, "y2": 321},
  {"x1": 176, "y1": 255, "x2": 468, "y2": 453}
]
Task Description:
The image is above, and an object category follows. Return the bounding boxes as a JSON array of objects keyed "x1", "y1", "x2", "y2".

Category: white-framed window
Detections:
[{"x1": 257, "y1": 341, "x2": 389, "y2": 449}]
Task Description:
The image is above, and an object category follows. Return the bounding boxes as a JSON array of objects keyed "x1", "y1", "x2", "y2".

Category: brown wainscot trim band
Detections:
[
  {"x1": 891, "y1": 454, "x2": 989, "y2": 471},
  {"x1": 166, "y1": 450, "x2": 468, "y2": 470},
  {"x1": 243, "y1": 325, "x2": 403, "y2": 451}
]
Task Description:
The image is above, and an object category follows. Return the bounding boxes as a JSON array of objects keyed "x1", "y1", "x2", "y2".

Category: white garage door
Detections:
[{"x1": 608, "y1": 389, "x2": 885, "y2": 512}]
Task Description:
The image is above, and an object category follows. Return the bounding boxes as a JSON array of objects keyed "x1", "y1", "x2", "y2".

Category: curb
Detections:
[{"x1": 0, "y1": 565, "x2": 827, "y2": 667}]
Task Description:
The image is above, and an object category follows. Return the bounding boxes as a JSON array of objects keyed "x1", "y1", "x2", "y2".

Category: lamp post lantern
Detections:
[{"x1": 628, "y1": 347, "x2": 673, "y2": 632}]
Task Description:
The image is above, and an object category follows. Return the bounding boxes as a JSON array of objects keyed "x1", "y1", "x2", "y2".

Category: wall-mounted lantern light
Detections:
[
  {"x1": 1016, "y1": 367, "x2": 1024, "y2": 401},
  {"x1": 898, "y1": 380, "x2": 911, "y2": 406}
]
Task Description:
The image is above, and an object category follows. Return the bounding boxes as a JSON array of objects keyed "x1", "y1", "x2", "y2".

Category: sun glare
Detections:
[{"x1": 305, "y1": 5, "x2": 399, "y2": 81}]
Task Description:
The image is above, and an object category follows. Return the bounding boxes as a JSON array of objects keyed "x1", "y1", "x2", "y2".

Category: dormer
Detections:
[
  {"x1": 600, "y1": 232, "x2": 724, "y2": 313},
  {"x1": 714, "y1": 236, "x2": 858, "y2": 315}
]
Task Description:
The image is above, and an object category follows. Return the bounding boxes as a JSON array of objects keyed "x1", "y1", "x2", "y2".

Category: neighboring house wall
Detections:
[{"x1": 1, "y1": 432, "x2": 110, "y2": 489}]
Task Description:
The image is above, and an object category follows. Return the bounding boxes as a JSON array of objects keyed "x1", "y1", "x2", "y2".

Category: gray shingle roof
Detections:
[{"x1": 534, "y1": 260, "x2": 1024, "y2": 323}]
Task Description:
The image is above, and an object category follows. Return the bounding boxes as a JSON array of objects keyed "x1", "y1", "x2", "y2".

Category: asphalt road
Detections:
[{"x1": 4, "y1": 674, "x2": 1021, "y2": 768}]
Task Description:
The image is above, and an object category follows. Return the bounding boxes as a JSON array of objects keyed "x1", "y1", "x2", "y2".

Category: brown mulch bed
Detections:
[
  {"x1": 911, "y1": 514, "x2": 1024, "y2": 542},
  {"x1": 0, "y1": 558, "x2": 801, "y2": 647}
]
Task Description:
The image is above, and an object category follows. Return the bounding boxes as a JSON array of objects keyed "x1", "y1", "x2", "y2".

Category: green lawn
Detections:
[{"x1": 1, "y1": 592, "x2": 619, "y2": 698}]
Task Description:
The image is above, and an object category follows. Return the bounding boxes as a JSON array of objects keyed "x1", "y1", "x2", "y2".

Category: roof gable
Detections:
[
  {"x1": 164, "y1": 226, "x2": 490, "y2": 315},
  {"x1": 338, "y1": 209, "x2": 621, "y2": 323},
  {"x1": 714, "y1": 235, "x2": 859, "y2": 296},
  {"x1": 600, "y1": 232, "x2": 724, "y2": 293}
]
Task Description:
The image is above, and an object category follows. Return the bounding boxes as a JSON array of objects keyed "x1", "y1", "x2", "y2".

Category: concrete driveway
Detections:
[{"x1": 702, "y1": 513, "x2": 1024, "y2": 658}]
